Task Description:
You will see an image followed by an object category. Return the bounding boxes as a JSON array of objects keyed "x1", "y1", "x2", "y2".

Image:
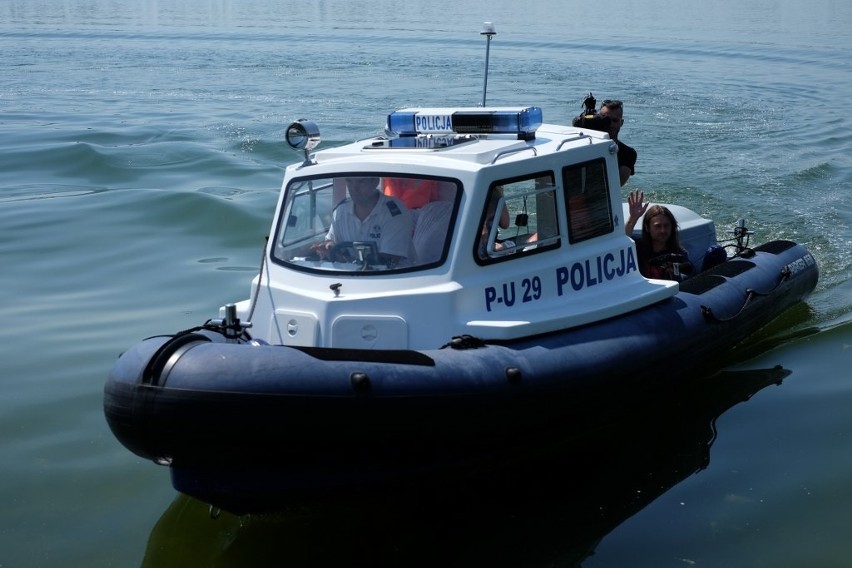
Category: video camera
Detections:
[
  {"x1": 571, "y1": 92, "x2": 611, "y2": 132},
  {"x1": 648, "y1": 252, "x2": 693, "y2": 281},
  {"x1": 648, "y1": 253, "x2": 688, "y2": 267}
]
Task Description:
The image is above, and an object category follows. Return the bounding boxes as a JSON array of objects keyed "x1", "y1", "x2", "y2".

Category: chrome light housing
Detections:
[{"x1": 285, "y1": 119, "x2": 320, "y2": 166}]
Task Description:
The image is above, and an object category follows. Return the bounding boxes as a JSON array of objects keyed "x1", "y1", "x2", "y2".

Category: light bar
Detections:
[{"x1": 387, "y1": 107, "x2": 542, "y2": 139}]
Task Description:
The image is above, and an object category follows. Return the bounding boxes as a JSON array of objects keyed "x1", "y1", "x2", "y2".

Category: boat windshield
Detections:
[{"x1": 271, "y1": 175, "x2": 459, "y2": 273}]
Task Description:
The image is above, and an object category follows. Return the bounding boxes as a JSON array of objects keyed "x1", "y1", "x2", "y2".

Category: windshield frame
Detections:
[{"x1": 270, "y1": 173, "x2": 461, "y2": 275}]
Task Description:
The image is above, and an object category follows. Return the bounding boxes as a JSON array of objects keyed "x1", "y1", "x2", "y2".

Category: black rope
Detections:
[
  {"x1": 166, "y1": 321, "x2": 252, "y2": 342},
  {"x1": 701, "y1": 291, "x2": 756, "y2": 323},
  {"x1": 701, "y1": 267, "x2": 792, "y2": 323},
  {"x1": 141, "y1": 332, "x2": 211, "y2": 385},
  {"x1": 440, "y1": 334, "x2": 488, "y2": 350},
  {"x1": 247, "y1": 236, "x2": 269, "y2": 323}
]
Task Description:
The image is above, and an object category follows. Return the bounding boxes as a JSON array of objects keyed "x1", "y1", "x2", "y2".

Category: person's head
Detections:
[
  {"x1": 345, "y1": 177, "x2": 380, "y2": 205},
  {"x1": 598, "y1": 99, "x2": 624, "y2": 140},
  {"x1": 641, "y1": 205, "x2": 680, "y2": 250}
]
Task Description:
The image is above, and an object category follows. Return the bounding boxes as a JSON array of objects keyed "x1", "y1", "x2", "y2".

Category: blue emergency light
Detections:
[{"x1": 387, "y1": 107, "x2": 542, "y2": 140}]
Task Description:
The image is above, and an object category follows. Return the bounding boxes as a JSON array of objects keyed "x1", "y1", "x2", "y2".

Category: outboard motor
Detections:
[{"x1": 733, "y1": 218, "x2": 753, "y2": 254}]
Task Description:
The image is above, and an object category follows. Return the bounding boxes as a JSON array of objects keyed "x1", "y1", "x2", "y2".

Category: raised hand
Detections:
[{"x1": 628, "y1": 189, "x2": 649, "y2": 220}]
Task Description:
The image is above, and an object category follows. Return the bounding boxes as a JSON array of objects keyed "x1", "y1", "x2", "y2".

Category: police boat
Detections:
[{"x1": 104, "y1": 103, "x2": 818, "y2": 514}]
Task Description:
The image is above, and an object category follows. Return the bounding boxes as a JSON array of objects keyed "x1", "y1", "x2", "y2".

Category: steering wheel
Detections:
[{"x1": 328, "y1": 241, "x2": 380, "y2": 265}]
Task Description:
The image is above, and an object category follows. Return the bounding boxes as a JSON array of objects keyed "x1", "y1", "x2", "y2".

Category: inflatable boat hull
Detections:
[{"x1": 104, "y1": 241, "x2": 817, "y2": 513}]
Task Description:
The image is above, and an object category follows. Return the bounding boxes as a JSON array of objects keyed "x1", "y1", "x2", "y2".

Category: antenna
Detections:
[{"x1": 480, "y1": 22, "x2": 496, "y2": 107}]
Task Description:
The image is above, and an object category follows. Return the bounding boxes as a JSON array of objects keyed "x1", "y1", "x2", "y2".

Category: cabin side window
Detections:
[
  {"x1": 562, "y1": 159, "x2": 615, "y2": 243},
  {"x1": 271, "y1": 175, "x2": 459, "y2": 274},
  {"x1": 476, "y1": 173, "x2": 560, "y2": 262}
]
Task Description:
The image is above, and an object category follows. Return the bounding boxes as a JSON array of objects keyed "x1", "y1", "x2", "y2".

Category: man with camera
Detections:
[
  {"x1": 598, "y1": 99, "x2": 636, "y2": 186},
  {"x1": 572, "y1": 95, "x2": 637, "y2": 186}
]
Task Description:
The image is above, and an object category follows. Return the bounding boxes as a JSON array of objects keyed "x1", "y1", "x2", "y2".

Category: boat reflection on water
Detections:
[{"x1": 142, "y1": 365, "x2": 790, "y2": 567}]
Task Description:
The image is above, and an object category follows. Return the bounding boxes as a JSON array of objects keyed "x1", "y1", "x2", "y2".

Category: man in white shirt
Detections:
[{"x1": 314, "y1": 177, "x2": 414, "y2": 266}]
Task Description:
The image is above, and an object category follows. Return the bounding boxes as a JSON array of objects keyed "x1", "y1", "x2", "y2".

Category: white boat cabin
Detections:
[{"x1": 230, "y1": 107, "x2": 716, "y2": 350}]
